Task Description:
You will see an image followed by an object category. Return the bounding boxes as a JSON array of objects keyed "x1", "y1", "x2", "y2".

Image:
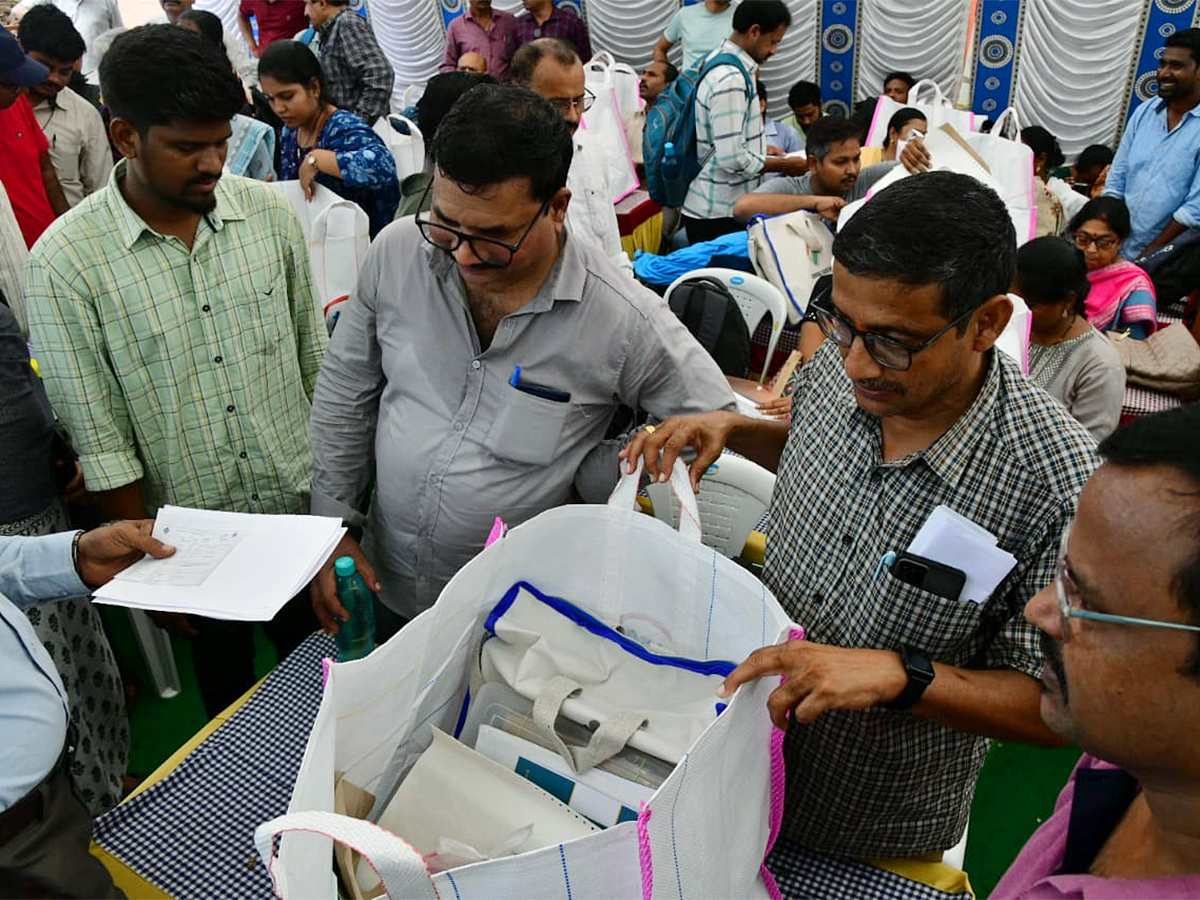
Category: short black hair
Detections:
[
  {"x1": 883, "y1": 106, "x2": 926, "y2": 148},
  {"x1": 805, "y1": 115, "x2": 861, "y2": 159},
  {"x1": 733, "y1": 0, "x2": 792, "y2": 34},
  {"x1": 834, "y1": 171, "x2": 1016, "y2": 322},
  {"x1": 1067, "y1": 196, "x2": 1132, "y2": 241},
  {"x1": 258, "y1": 39, "x2": 325, "y2": 97},
  {"x1": 431, "y1": 83, "x2": 572, "y2": 205},
  {"x1": 1076, "y1": 143, "x2": 1114, "y2": 172},
  {"x1": 101, "y1": 25, "x2": 245, "y2": 134},
  {"x1": 1165, "y1": 27, "x2": 1200, "y2": 65},
  {"x1": 1021, "y1": 125, "x2": 1065, "y2": 172},
  {"x1": 883, "y1": 71, "x2": 916, "y2": 91},
  {"x1": 18, "y1": 3, "x2": 86, "y2": 63},
  {"x1": 509, "y1": 37, "x2": 579, "y2": 86},
  {"x1": 788, "y1": 80, "x2": 821, "y2": 108},
  {"x1": 1015, "y1": 236, "x2": 1090, "y2": 315},
  {"x1": 177, "y1": 9, "x2": 224, "y2": 49},
  {"x1": 416, "y1": 70, "x2": 497, "y2": 142},
  {"x1": 659, "y1": 60, "x2": 680, "y2": 84},
  {"x1": 1099, "y1": 404, "x2": 1200, "y2": 678}
]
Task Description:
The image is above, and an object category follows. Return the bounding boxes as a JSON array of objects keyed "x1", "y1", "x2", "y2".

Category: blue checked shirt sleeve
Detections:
[
  {"x1": 24, "y1": 250, "x2": 144, "y2": 493},
  {"x1": 705, "y1": 69, "x2": 765, "y2": 178}
]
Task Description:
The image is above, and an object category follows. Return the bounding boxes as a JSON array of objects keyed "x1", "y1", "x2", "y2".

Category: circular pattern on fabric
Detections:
[
  {"x1": 979, "y1": 35, "x2": 1014, "y2": 68},
  {"x1": 440, "y1": 0, "x2": 464, "y2": 17},
  {"x1": 984, "y1": 76, "x2": 1001, "y2": 91},
  {"x1": 990, "y1": 9, "x2": 1007, "y2": 25},
  {"x1": 1160, "y1": 23, "x2": 1178, "y2": 39},
  {"x1": 825, "y1": 99, "x2": 850, "y2": 118},
  {"x1": 981, "y1": 98, "x2": 998, "y2": 112},
  {"x1": 559, "y1": 0, "x2": 583, "y2": 15},
  {"x1": 830, "y1": 61, "x2": 844, "y2": 74},
  {"x1": 832, "y1": 1, "x2": 847, "y2": 14},
  {"x1": 1155, "y1": 47, "x2": 1166, "y2": 59},
  {"x1": 1136, "y1": 70, "x2": 1161, "y2": 100},
  {"x1": 830, "y1": 79, "x2": 843, "y2": 91},
  {"x1": 1156, "y1": 0, "x2": 1191, "y2": 13},
  {"x1": 822, "y1": 24, "x2": 853, "y2": 53}
]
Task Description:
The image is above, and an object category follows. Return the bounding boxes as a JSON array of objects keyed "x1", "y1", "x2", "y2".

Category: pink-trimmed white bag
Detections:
[{"x1": 255, "y1": 461, "x2": 797, "y2": 898}]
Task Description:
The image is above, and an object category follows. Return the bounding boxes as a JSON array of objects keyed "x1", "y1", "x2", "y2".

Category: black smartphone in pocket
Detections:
[{"x1": 890, "y1": 552, "x2": 967, "y2": 601}]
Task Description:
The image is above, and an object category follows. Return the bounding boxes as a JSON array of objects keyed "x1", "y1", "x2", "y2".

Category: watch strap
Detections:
[{"x1": 882, "y1": 645, "x2": 934, "y2": 711}]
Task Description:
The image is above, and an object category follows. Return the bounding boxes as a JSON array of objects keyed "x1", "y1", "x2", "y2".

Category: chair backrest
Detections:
[
  {"x1": 666, "y1": 267, "x2": 788, "y2": 373},
  {"x1": 374, "y1": 114, "x2": 426, "y2": 182},
  {"x1": 646, "y1": 453, "x2": 776, "y2": 559}
]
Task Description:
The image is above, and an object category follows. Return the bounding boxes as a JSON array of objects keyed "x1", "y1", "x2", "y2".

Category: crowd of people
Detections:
[{"x1": 1, "y1": 1, "x2": 1199, "y2": 898}]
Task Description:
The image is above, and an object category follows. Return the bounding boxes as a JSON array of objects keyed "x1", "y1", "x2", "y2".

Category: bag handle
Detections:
[
  {"x1": 587, "y1": 50, "x2": 616, "y2": 70},
  {"x1": 907, "y1": 78, "x2": 950, "y2": 108},
  {"x1": 531, "y1": 675, "x2": 648, "y2": 773},
  {"x1": 254, "y1": 810, "x2": 439, "y2": 899},
  {"x1": 608, "y1": 458, "x2": 702, "y2": 544},
  {"x1": 990, "y1": 107, "x2": 1022, "y2": 141}
]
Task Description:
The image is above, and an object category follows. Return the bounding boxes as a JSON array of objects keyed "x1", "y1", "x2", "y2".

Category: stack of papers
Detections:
[
  {"x1": 93, "y1": 505, "x2": 345, "y2": 620},
  {"x1": 907, "y1": 505, "x2": 1018, "y2": 605}
]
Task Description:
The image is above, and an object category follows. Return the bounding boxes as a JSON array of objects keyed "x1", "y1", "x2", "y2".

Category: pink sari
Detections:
[{"x1": 1085, "y1": 259, "x2": 1157, "y2": 334}]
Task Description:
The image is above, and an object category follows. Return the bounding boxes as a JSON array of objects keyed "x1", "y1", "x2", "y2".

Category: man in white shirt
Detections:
[
  {"x1": 511, "y1": 37, "x2": 633, "y2": 277},
  {"x1": 0, "y1": 520, "x2": 174, "y2": 897},
  {"x1": 18, "y1": 4, "x2": 111, "y2": 208},
  {"x1": 10, "y1": 0, "x2": 122, "y2": 83}
]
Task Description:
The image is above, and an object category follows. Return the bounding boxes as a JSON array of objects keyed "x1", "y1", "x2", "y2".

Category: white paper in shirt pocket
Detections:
[{"x1": 907, "y1": 505, "x2": 1018, "y2": 604}]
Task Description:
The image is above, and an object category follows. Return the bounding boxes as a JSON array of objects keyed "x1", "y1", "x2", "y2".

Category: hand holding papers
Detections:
[
  {"x1": 93, "y1": 506, "x2": 345, "y2": 621},
  {"x1": 907, "y1": 505, "x2": 1018, "y2": 604}
]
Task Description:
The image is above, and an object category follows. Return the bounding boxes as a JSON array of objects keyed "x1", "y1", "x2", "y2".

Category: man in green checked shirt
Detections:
[{"x1": 25, "y1": 25, "x2": 326, "y2": 719}]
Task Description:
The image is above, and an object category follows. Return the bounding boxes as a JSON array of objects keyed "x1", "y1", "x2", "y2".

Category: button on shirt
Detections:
[
  {"x1": 763, "y1": 344, "x2": 1098, "y2": 858},
  {"x1": 1103, "y1": 98, "x2": 1200, "y2": 259},
  {"x1": 0, "y1": 530, "x2": 80, "y2": 810},
  {"x1": 439, "y1": 8, "x2": 518, "y2": 80},
  {"x1": 32, "y1": 88, "x2": 113, "y2": 209},
  {"x1": 24, "y1": 162, "x2": 326, "y2": 516},
  {"x1": 310, "y1": 222, "x2": 737, "y2": 618},
  {"x1": 682, "y1": 40, "x2": 763, "y2": 220}
]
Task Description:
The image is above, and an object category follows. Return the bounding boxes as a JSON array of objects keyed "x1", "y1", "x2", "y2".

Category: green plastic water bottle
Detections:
[{"x1": 333, "y1": 556, "x2": 376, "y2": 661}]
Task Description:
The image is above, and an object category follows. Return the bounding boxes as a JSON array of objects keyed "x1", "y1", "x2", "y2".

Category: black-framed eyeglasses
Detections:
[
  {"x1": 1070, "y1": 231, "x2": 1119, "y2": 252},
  {"x1": 810, "y1": 295, "x2": 975, "y2": 372},
  {"x1": 414, "y1": 183, "x2": 551, "y2": 269},
  {"x1": 546, "y1": 89, "x2": 595, "y2": 117}
]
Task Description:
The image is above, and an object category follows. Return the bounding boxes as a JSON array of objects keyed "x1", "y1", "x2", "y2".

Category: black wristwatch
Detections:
[{"x1": 882, "y1": 645, "x2": 935, "y2": 711}]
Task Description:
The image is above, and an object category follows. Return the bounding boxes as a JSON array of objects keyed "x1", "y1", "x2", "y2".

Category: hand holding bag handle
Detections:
[
  {"x1": 608, "y1": 458, "x2": 702, "y2": 544},
  {"x1": 255, "y1": 810, "x2": 439, "y2": 899}
]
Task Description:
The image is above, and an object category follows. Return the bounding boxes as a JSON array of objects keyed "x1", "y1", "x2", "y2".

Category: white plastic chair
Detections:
[
  {"x1": 646, "y1": 453, "x2": 776, "y2": 559},
  {"x1": 373, "y1": 114, "x2": 425, "y2": 183},
  {"x1": 128, "y1": 609, "x2": 182, "y2": 699},
  {"x1": 664, "y1": 267, "x2": 789, "y2": 382}
]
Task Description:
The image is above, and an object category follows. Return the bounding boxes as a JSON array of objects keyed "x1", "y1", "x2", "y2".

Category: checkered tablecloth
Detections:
[
  {"x1": 765, "y1": 841, "x2": 971, "y2": 900},
  {"x1": 93, "y1": 633, "x2": 336, "y2": 900}
]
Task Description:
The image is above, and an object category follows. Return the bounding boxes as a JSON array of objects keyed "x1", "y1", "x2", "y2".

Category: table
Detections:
[
  {"x1": 615, "y1": 189, "x2": 664, "y2": 258},
  {"x1": 91, "y1": 634, "x2": 973, "y2": 899}
]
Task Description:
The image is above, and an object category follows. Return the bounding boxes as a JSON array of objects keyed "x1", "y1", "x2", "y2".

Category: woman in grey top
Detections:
[{"x1": 1013, "y1": 236, "x2": 1125, "y2": 441}]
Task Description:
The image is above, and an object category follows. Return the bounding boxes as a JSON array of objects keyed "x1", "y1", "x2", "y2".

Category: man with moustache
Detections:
[
  {"x1": 733, "y1": 115, "x2": 897, "y2": 222},
  {"x1": 994, "y1": 404, "x2": 1200, "y2": 897},
  {"x1": 25, "y1": 26, "x2": 325, "y2": 719},
  {"x1": 440, "y1": 0, "x2": 518, "y2": 82},
  {"x1": 512, "y1": 37, "x2": 632, "y2": 275},
  {"x1": 625, "y1": 172, "x2": 1099, "y2": 861},
  {"x1": 625, "y1": 59, "x2": 678, "y2": 168},
  {"x1": 307, "y1": 84, "x2": 735, "y2": 639}
]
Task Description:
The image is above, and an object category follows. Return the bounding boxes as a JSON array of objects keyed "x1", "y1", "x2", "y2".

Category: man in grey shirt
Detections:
[
  {"x1": 734, "y1": 115, "x2": 898, "y2": 223},
  {"x1": 308, "y1": 84, "x2": 736, "y2": 634}
]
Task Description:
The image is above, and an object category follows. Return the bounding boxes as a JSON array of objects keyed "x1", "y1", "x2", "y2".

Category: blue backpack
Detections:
[{"x1": 642, "y1": 53, "x2": 755, "y2": 208}]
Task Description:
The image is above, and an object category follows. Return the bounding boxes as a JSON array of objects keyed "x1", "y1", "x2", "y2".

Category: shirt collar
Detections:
[
  {"x1": 104, "y1": 159, "x2": 247, "y2": 250},
  {"x1": 1152, "y1": 97, "x2": 1200, "y2": 120},
  {"x1": 716, "y1": 38, "x2": 760, "y2": 77}
]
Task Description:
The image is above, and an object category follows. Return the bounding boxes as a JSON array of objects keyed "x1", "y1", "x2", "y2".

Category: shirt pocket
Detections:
[
  {"x1": 488, "y1": 381, "x2": 570, "y2": 466},
  {"x1": 873, "y1": 569, "x2": 987, "y2": 666}
]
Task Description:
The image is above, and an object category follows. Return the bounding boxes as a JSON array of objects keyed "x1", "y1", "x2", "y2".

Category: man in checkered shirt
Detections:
[
  {"x1": 304, "y1": 0, "x2": 393, "y2": 124},
  {"x1": 626, "y1": 171, "x2": 1100, "y2": 859}
]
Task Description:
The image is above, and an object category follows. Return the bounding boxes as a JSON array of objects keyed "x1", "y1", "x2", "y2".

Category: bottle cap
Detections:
[{"x1": 334, "y1": 556, "x2": 356, "y2": 577}]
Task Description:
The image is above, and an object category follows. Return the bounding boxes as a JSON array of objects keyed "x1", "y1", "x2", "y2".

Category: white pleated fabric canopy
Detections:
[{"x1": 363, "y1": 0, "x2": 1181, "y2": 160}]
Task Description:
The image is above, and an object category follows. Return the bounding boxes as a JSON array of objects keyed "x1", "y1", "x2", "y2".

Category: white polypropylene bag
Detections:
[
  {"x1": 864, "y1": 78, "x2": 976, "y2": 148},
  {"x1": 255, "y1": 460, "x2": 797, "y2": 899},
  {"x1": 270, "y1": 181, "x2": 370, "y2": 331},
  {"x1": 748, "y1": 210, "x2": 835, "y2": 324}
]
